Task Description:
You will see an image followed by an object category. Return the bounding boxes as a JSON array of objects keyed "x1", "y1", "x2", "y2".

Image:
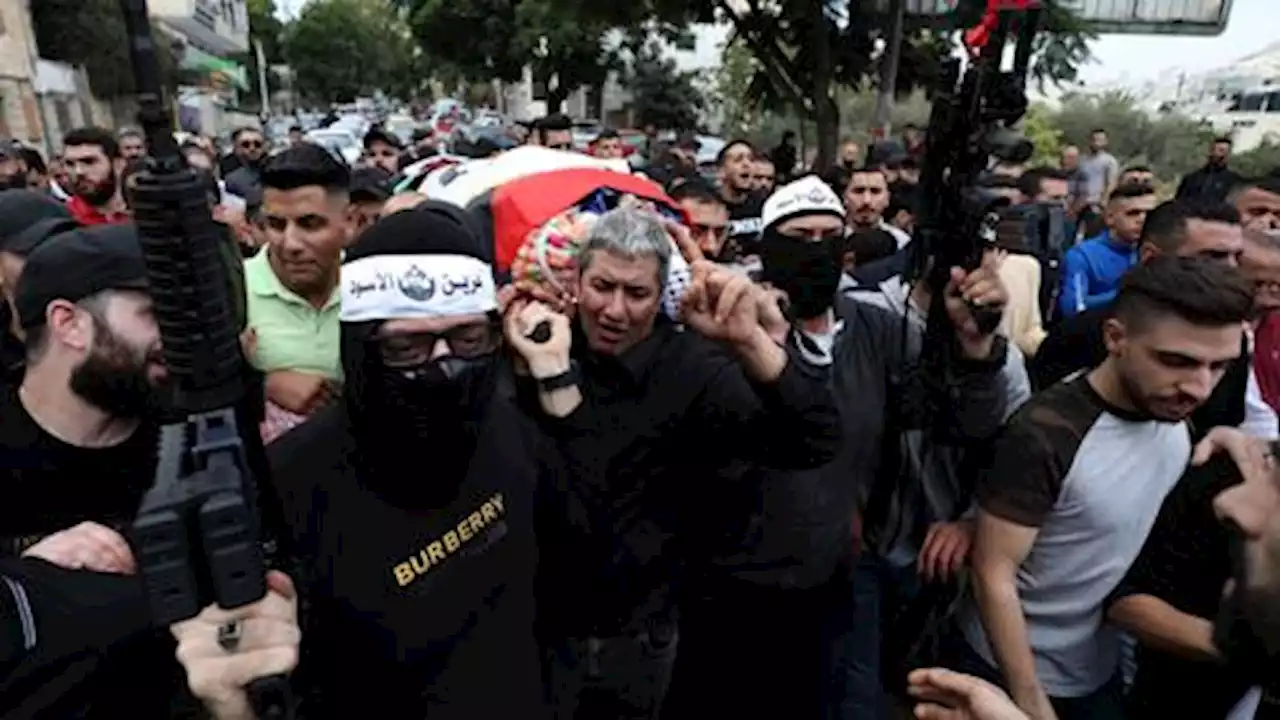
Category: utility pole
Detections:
[{"x1": 254, "y1": 38, "x2": 270, "y2": 116}]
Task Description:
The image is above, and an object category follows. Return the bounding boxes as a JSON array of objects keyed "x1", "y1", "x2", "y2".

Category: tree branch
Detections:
[{"x1": 714, "y1": 0, "x2": 810, "y2": 112}]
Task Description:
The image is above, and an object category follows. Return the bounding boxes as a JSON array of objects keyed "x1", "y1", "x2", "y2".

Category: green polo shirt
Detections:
[{"x1": 244, "y1": 249, "x2": 342, "y2": 380}]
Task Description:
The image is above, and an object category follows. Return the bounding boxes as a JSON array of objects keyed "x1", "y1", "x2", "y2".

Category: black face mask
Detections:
[
  {"x1": 371, "y1": 355, "x2": 495, "y2": 439},
  {"x1": 760, "y1": 229, "x2": 845, "y2": 320},
  {"x1": 351, "y1": 343, "x2": 496, "y2": 507}
]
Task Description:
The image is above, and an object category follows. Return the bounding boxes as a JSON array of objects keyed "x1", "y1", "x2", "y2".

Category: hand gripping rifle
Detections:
[
  {"x1": 907, "y1": 0, "x2": 1040, "y2": 425},
  {"x1": 118, "y1": 2, "x2": 293, "y2": 717}
]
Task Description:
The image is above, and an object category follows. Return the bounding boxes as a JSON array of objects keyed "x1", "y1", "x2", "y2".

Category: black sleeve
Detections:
[
  {"x1": 974, "y1": 416, "x2": 1065, "y2": 527},
  {"x1": 1174, "y1": 173, "x2": 1191, "y2": 200},
  {"x1": 1111, "y1": 455, "x2": 1241, "y2": 617},
  {"x1": 935, "y1": 334, "x2": 1017, "y2": 445},
  {"x1": 1029, "y1": 309, "x2": 1106, "y2": 390},
  {"x1": 0, "y1": 558, "x2": 151, "y2": 667},
  {"x1": 691, "y1": 345, "x2": 843, "y2": 470}
]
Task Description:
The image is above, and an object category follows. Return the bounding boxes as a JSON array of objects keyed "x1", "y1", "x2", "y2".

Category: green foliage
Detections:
[
  {"x1": 243, "y1": 0, "x2": 286, "y2": 104},
  {"x1": 30, "y1": 0, "x2": 179, "y2": 100},
  {"x1": 1022, "y1": 102, "x2": 1064, "y2": 166},
  {"x1": 247, "y1": 0, "x2": 286, "y2": 62},
  {"x1": 710, "y1": 39, "x2": 759, "y2": 137},
  {"x1": 710, "y1": 0, "x2": 1091, "y2": 117},
  {"x1": 1051, "y1": 90, "x2": 1215, "y2": 181},
  {"x1": 623, "y1": 41, "x2": 702, "y2": 130},
  {"x1": 398, "y1": 0, "x2": 619, "y2": 112},
  {"x1": 1232, "y1": 142, "x2": 1280, "y2": 178},
  {"x1": 283, "y1": 0, "x2": 419, "y2": 104}
]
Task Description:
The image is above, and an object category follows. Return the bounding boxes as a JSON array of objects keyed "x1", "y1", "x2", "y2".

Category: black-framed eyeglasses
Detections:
[{"x1": 374, "y1": 323, "x2": 500, "y2": 367}]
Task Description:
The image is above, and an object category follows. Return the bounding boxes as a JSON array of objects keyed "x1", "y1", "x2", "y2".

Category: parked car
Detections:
[{"x1": 305, "y1": 128, "x2": 362, "y2": 165}]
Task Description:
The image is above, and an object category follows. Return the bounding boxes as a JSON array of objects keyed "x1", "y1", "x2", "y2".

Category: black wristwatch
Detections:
[{"x1": 536, "y1": 361, "x2": 581, "y2": 392}]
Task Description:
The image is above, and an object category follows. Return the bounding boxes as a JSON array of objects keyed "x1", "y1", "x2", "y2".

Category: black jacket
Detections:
[
  {"x1": 1175, "y1": 164, "x2": 1242, "y2": 204},
  {"x1": 534, "y1": 320, "x2": 843, "y2": 636},
  {"x1": 268, "y1": 368, "x2": 553, "y2": 719},
  {"x1": 835, "y1": 279, "x2": 1029, "y2": 559}
]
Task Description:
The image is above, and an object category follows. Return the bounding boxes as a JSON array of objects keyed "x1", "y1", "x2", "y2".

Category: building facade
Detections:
[
  {"x1": 0, "y1": 2, "x2": 44, "y2": 147},
  {"x1": 150, "y1": 0, "x2": 253, "y2": 136}
]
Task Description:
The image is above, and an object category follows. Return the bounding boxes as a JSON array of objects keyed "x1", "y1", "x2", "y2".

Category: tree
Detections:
[
  {"x1": 398, "y1": 0, "x2": 624, "y2": 113},
  {"x1": 710, "y1": 39, "x2": 759, "y2": 137},
  {"x1": 1022, "y1": 102, "x2": 1064, "y2": 166},
  {"x1": 623, "y1": 41, "x2": 702, "y2": 130},
  {"x1": 1051, "y1": 90, "x2": 1214, "y2": 181},
  {"x1": 683, "y1": 0, "x2": 1091, "y2": 169},
  {"x1": 1231, "y1": 141, "x2": 1280, "y2": 178},
  {"x1": 243, "y1": 0, "x2": 287, "y2": 106},
  {"x1": 31, "y1": 0, "x2": 179, "y2": 100},
  {"x1": 283, "y1": 0, "x2": 417, "y2": 104}
]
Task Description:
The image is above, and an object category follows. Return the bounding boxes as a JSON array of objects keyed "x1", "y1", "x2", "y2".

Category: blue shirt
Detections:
[{"x1": 1058, "y1": 231, "x2": 1137, "y2": 317}]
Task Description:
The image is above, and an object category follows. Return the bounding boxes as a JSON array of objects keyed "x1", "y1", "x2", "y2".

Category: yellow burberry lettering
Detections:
[{"x1": 391, "y1": 493, "x2": 508, "y2": 587}]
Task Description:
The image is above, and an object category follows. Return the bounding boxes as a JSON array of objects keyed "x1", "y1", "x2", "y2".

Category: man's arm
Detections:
[
  {"x1": 1109, "y1": 595, "x2": 1218, "y2": 661},
  {"x1": 970, "y1": 418, "x2": 1065, "y2": 719},
  {"x1": 938, "y1": 336, "x2": 1030, "y2": 445},
  {"x1": 972, "y1": 512, "x2": 1054, "y2": 718},
  {"x1": 265, "y1": 370, "x2": 336, "y2": 416},
  {"x1": 1057, "y1": 249, "x2": 1085, "y2": 318},
  {"x1": 1107, "y1": 455, "x2": 1241, "y2": 662},
  {"x1": 695, "y1": 333, "x2": 842, "y2": 470}
]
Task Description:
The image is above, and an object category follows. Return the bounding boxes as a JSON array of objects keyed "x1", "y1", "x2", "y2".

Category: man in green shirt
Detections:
[{"x1": 245, "y1": 144, "x2": 352, "y2": 418}]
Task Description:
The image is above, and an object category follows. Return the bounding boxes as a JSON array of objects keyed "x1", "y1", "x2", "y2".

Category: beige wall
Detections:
[{"x1": 0, "y1": 1, "x2": 43, "y2": 144}]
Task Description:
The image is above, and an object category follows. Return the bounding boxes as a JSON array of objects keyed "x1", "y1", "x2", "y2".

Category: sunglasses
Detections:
[{"x1": 239, "y1": 140, "x2": 264, "y2": 149}]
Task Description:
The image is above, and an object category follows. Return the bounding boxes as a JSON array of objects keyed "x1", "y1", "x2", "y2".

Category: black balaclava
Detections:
[
  {"x1": 758, "y1": 176, "x2": 848, "y2": 320},
  {"x1": 760, "y1": 225, "x2": 845, "y2": 319},
  {"x1": 340, "y1": 201, "x2": 499, "y2": 509}
]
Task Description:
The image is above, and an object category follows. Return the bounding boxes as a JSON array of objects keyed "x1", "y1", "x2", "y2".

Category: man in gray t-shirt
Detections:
[
  {"x1": 1078, "y1": 129, "x2": 1119, "y2": 206},
  {"x1": 949, "y1": 258, "x2": 1254, "y2": 720}
]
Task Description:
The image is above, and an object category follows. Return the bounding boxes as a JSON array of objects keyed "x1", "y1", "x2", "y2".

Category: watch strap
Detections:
[{"x1": 536, "y1": 361, "x2": 580, "y2": 392}]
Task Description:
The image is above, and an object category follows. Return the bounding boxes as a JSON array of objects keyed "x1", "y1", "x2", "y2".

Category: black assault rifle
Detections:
[
  {"x1": 118, "y1": 2, "x2": 293, "y2": 717},
  {"x1": 907, "y1": 0, "x2": 1041, "y2": 422}
]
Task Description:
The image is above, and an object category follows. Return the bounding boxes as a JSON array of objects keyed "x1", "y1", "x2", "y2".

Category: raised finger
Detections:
[
  {"x1": 714, "y1": 276, "x2": 751, "y2": 324},
  {"x1": 667, "y1": 220, "x2": 705, "y2": 264}
]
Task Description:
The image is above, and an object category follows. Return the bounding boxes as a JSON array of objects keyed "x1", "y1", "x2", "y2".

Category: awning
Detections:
[{"x1": 179, "y1": 46, "x2": 249, "y2": 91}]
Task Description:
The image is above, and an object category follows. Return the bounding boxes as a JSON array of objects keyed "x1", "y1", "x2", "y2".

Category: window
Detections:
[{"x1": 53, "y1": 99, "x2": 72, "y2": 136}]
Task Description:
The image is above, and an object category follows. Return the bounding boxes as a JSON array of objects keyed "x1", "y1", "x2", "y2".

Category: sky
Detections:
[{"x1": 1077, "y1": 0, "x2": 1273, "y2": 84}]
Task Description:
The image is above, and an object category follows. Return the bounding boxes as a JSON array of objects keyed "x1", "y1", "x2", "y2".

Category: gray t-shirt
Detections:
[
  {"x1": 1078, "y1": 151, "x2": 1118, "y2": 204},
  {"x1": 956, "y1": 375, "x2": 1188, "y2": 698}
]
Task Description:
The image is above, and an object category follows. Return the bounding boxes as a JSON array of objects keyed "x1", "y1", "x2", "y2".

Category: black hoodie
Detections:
[{"x1": 264, "y1": 203, "x2": 554, "y2": 718}]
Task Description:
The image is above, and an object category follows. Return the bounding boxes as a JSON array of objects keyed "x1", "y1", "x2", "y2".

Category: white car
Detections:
[{"x1": 306, "y1": 129, "x2": 362, "y2": 165}]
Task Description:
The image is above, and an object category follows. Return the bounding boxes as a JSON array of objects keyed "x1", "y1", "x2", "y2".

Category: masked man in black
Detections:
[
  {"x1": 664, "y1": 176, "x2": 858, "y2": 719},
  {"x1": 258, "y1": 203, "x2": 573, "y2": 718}
]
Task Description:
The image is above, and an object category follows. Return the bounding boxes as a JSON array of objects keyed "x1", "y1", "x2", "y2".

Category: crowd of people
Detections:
[{"x1": 0, "y1": 112, "x2": 1277, "y2": 720}]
